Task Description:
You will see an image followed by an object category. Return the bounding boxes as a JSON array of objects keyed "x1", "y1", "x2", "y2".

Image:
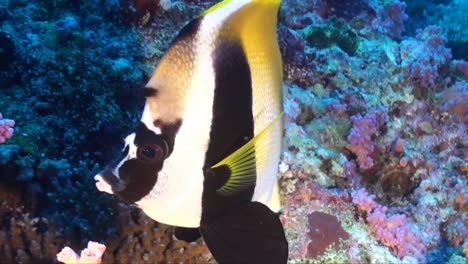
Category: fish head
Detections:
[
  {"x1": 93, "y1": 19, "x2": 194, "y2": 205},
  {"x1": 94, "y1": 121, "x2": 173, "y2": 204}
]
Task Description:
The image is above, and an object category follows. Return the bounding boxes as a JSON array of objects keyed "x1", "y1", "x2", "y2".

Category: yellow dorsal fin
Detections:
[
  {"x1": 201, "y1": 0, "x2": 235, "y2": 16},
  {"x1": 212, "y1": 113, "x2": 283, "y2": 196},
  {"x1": 202, "y1": 0, "x2": 282, "y2": 17}
]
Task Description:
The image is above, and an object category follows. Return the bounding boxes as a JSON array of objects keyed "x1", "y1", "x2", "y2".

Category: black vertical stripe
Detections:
[
  {"x1": 204, "y1": 40, "x2": 254, "y2": 167},
  {"x1": 143, "y1": 87, "x2": 158, "y2": 98},
  {"x1": 202, "y1": 38, "x2": 255, "y2": 222}
]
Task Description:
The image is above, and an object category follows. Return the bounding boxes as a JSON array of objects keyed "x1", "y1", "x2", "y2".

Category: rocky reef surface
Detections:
[{"x1": 0, "y1": 0, "x2": 466, "y2": 263}]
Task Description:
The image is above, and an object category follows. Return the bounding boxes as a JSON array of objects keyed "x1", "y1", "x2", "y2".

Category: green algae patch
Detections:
[{"x1": 304, "y1": 19, "x2": 359, "y2": 56}]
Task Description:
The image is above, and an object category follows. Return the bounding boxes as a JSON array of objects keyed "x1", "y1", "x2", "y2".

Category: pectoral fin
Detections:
[
  {"x1": 200, "y1": 201, "x2": 288, "y2": 264},
  {"x1": 211, "y1": 113, "x2": 283, "y2": 196}
]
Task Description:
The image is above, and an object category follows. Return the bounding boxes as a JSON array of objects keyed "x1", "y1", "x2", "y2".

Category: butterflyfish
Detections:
[{"x1": 95, "y1": 0, "x2": 287, "y2": 262}]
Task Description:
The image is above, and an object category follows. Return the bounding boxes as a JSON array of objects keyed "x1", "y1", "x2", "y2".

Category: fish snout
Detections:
[
  {"x1": 94, "y1": 174, "x2": 114, "y2": 194},
  {"x1": 94, "y1": 167, "x2": 127, "y2": 194}
]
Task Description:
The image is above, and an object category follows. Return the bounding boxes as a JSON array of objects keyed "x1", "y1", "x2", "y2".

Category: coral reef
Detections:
[
  {"x1": 100, "y1": 206, "x2": 213, "y2": 264},
  {"x1": 406, "y1": 0, "x2": 468, "y2": 60},
  {"x1": 400, "y1": 25, "x2": 452, "y2": 97},
  {"x1": 0, "y1": 32, "x2": 15, "y2": 71},
  {"x1": 278, "y1": 0, "x2": 467, "y2": 263}
]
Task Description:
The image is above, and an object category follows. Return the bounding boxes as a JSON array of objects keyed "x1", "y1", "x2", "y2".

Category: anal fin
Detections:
[
  {"x1": 174, "y1": 227, "x2": 201, "y2": 242},
  {"x1": 200, "y1": 201, "x2": 288, "y2": 264}
]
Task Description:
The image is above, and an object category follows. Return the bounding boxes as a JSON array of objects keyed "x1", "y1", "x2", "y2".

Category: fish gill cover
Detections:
[{"x1": 0, "y1": 0, "x2": 466, "y2": 263}]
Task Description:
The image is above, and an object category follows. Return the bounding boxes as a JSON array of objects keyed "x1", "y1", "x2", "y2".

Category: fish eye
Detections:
[{"x1": 137, "y1": 144, "x2": 164, "y2": 163}]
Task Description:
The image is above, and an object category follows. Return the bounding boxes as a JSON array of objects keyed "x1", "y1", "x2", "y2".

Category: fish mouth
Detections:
[{"x1": 94, "y1": 174, "x2": 114, "y2": 194}]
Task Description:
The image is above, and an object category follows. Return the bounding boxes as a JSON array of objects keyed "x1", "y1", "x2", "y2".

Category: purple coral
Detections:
[
  {"x1": 442, "y1": 81, "x2": 468, "y2": 122},
  {"x1": 347, "y1": 109, "x2": 387, "y2": 170},
  {"x1": 401, "y1": 26, "x2": 452, "y2": 91},
  {"x1": 455, "y1": 61, "x2": 468, "y2": 78},
  {"x1": 0, "y1": 112, "x2": 15, "y2": 144},
  {"x1": 372, "y1": 0, "x2": 408, "y2": 39},
  {"x1": 352, "y1": 189, "x2": 427, "y2": 261}
]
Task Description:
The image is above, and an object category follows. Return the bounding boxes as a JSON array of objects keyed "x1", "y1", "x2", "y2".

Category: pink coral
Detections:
[
  {"x1": 0, "y1": 112, "x2": 15, "y2": 144},
  {"x1": 80, "y1": 241, "x2": 107, "y2": 263},
  {"x1": 347, "y1": 109, "x2": 387, "y2": 170},
  {"x1": 57, "y1": 247, "x2": 80, "y2": 264},
  {"x1": 352, "y1": 189, "x2": 426, "y2": 260},
  {"x1": 352, "y1": 188, "x2": 378, "y2": 213},
  {"x1": 57, "y1": 241, "x2": 106, "y2": 264}
]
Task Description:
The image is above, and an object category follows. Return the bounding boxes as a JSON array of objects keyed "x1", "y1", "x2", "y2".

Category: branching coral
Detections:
[
  {"x1": 0, "y1": 213, "x2": 64, "y2": 263},
  {"x1": 99, "y1": 206, "x2": 213, "y2": 263}
]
